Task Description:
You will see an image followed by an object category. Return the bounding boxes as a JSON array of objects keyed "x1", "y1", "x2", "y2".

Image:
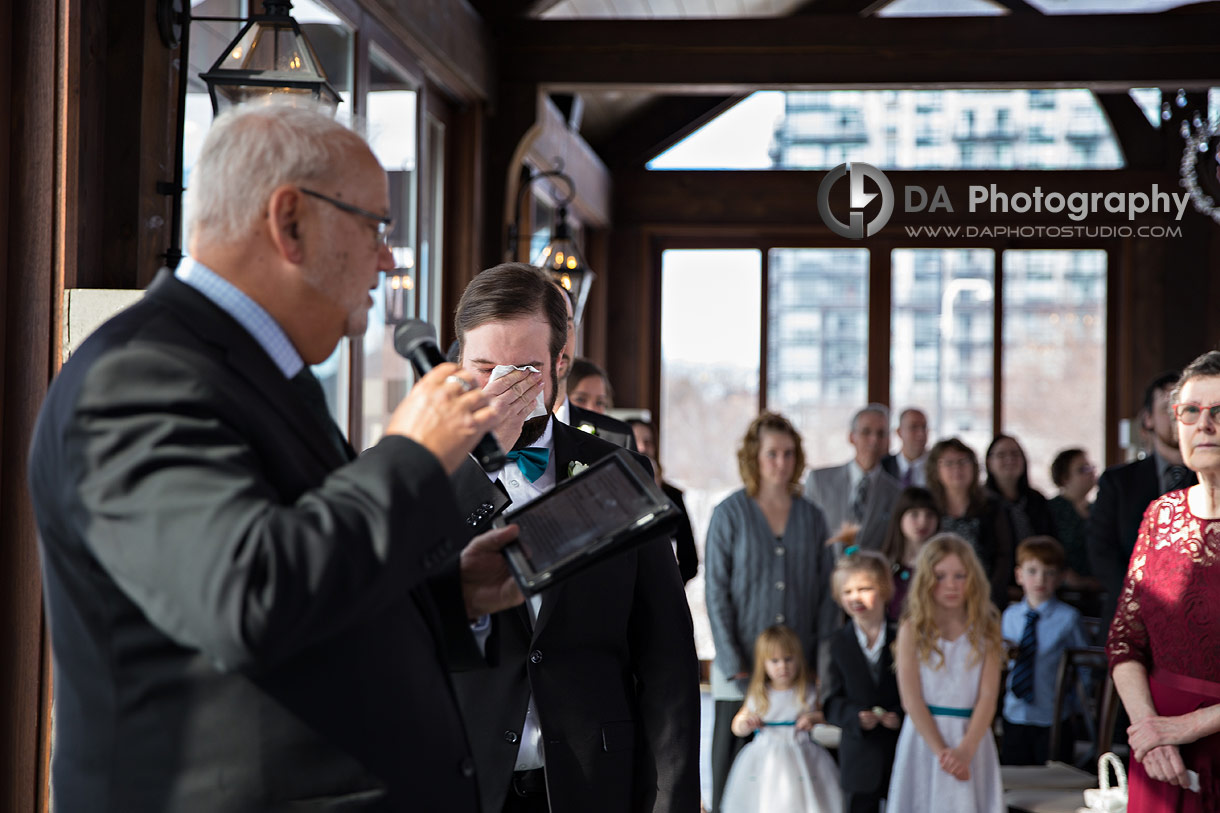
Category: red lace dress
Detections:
[{"x1": 1107, "y1": 490, "x2": 1220, "y2": 813}]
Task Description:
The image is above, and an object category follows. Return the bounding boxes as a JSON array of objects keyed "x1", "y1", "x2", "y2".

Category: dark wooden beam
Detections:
[
  {"x1": 988, "y1": 0, "x2": 1044, "y2": 15},
  {"x1": 614, "y1": 169, "x2": 1191, "y2": 228},
  {"x1": 1095, "y1": 93, "x2": 1161, "y2": 171},
  {"x1": 469, "y1": 0, "x2": 564, "y2": 20},
  {"x1": 3, "y1": 1, "x2": 55, "y2": 812},
  {"x1": 499, "y1": 14, "x2": 1220, "y2": 90},
  {"x1": 792, "y1": 0, "x2": 888, "y2": 14},
  {"x1": 361, "y1": 0, "x2": 493, "y2": 102},
  {"x1": 593, "y1": 94, "x2": 746, "y2": 170}
]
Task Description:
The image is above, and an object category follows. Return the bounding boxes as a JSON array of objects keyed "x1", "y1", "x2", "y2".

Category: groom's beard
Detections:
[
  {"x1": 513, "y1": 365, "x2": 559, "y2": 450},
  {"x1": 514, "y1": 414, "x2": 551, "y2": 450}
]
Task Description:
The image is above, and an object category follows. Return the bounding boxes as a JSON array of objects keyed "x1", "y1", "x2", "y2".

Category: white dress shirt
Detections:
[
  {"x1": 471, "y1": 417, "x2": 557, "y2": 771},
  {"x1": 554, "y1": 396, "x2": 571, "y2": 426},
  {"x1": 894, "y1": 453, "x2": 927, "y2": 488},
  {"x1": 853, "y1": 619, "x2": 886, "y2": 670}
]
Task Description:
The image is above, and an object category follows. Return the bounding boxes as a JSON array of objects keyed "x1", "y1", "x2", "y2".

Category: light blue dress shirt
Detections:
[
  {"x1": 175, "y1": 257, "x2": 304, "y2": 378},
  {"x1": 1001, "y1": 597, "x2": 1089, "y2": 726}
]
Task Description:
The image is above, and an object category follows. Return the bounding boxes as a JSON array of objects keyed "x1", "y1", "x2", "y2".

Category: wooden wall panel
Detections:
[{"x1": 3, "y1": 0, "x2": 57, "y2": 810}]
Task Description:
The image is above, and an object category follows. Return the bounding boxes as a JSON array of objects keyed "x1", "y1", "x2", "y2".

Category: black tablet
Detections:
[{"x1": 498, "y1": 450, "x2": 680, "y2": 595}]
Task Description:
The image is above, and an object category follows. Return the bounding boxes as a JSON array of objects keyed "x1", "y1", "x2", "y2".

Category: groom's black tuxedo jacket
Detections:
[
  {"x1": 28, "y1": 270, "x2": 480, "y2": 811},
  {"x1": 448, "y1": 419, "x2": 701, "y2": 813}
]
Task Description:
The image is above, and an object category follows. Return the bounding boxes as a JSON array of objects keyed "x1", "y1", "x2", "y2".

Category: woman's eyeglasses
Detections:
[{"x1": 1173, "y1": 402, "x2": 1220, "y2": 426}]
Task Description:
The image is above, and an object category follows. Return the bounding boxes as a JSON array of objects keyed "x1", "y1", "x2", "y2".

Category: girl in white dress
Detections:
[
  {"x1": 721, "y1": 625, "x2": 842, "y2": 813},
  {"x1": 888, "y1": 533, "x2": 1005, "y2": 813}
]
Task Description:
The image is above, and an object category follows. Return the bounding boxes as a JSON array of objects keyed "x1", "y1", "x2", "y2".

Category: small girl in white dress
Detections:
[
  {"x1": 720, "y1": 625, "x2": 842, "y2": 813},
  {"x1": 888, "y1": 533, "x2": 1005, "y2": 812}
]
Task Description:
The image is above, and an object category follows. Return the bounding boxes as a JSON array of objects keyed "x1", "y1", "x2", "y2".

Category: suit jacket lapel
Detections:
[
  {"x1": 450, "y1": 458, "x2": 511, "y2": 534},
  {"x1": 148, "y1": 271, "x2": 348, "y2": 470},
  {"x1": 448, "y1": 457, "x2": 531, "y2": 644}
]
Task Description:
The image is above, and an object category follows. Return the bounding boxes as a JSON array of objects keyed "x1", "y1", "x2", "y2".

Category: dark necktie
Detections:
[
  {"x1": 1010, "y1": 608, "x2": 1038, "y2": 702},
  {"x1": 851, "y1": 475, "x2": 870, "y2": 522},
  {"x1": 901, "y1": 465, "x2": 914, "y2": 488},
  {"x1": 505, "y1": 447, "x2": 550, "y2": 482},
  {"x1": 289, "y1": 367, "x2": 351, "y2": 460},
  {"x1": 1165, "y1": 464, "x2": 1195, "y2": 494}
]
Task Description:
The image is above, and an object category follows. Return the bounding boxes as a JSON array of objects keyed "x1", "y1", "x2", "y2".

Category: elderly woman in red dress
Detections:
[{"x1": 1108, "y1": 350, "x2": 1220, "y2": 812}]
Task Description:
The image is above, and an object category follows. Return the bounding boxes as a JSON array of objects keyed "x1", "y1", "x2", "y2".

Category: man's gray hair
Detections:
[
  {"x1": 850, "y1": 403, "x2": 890, "y2": 433},
  {"x1": 185, "y1": 102, "x2": 370, "y2": 244}
]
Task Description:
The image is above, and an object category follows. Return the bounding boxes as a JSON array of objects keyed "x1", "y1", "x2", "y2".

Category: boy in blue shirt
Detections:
[{"x1": 1001, "y1": 536, "x2": 1090, "y2": 765}]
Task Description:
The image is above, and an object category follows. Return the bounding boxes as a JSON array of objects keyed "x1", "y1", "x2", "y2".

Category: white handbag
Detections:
[{"x1": 1079, "y1": 752, "x2": 1127, "y2": 813}]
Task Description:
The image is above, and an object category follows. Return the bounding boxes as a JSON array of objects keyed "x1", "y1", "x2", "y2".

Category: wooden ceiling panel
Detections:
[{"x1": 499, "y1": 14, "x2": 1220, "y2": 89}]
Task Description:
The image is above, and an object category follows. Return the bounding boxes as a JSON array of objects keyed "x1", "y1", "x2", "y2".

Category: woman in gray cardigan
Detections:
[{"x1": 704, "y1": 411, "x2": 830, "y2": 813}]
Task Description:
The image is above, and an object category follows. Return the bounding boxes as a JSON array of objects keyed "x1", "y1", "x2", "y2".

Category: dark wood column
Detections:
[
  {"x1": 481, "y1": 82, "x2": 543, "y2": 272},
  {"x1": 2, "y1": 0, "x2": 57, "y2": 810}
]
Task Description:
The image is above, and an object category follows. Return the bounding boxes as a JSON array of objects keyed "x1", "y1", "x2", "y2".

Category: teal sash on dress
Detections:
[{"x1": 926, "y1": 705, "x2": 973, "y2": 718}]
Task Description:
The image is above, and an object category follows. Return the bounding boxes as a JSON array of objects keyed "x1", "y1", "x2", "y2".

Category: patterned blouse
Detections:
[{"x1": 1106, "y1": 490, "x2": 1220, "y2": 678}]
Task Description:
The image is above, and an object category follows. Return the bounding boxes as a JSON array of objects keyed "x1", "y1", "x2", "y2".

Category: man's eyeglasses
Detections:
[
  {"x1": 1173, "y1": 402, "x2": 1220, "y2": 425},
  {"x1": 300, "y1": 187, "x2": 393, "y2": 247}
]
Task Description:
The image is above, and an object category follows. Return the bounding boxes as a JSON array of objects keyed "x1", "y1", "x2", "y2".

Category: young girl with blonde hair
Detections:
[
  {"x1": 887, "y1": 534, "x2": 1005, "y2": 812},
  {"x1": 721, "y1": 625, "x2": 842, "y2": 813}
]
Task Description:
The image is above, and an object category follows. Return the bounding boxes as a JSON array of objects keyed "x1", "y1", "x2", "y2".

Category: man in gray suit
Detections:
[
  {"x1": 806, "y1": 404, "x2": 903, "y2": 684},
  {"x1": 804, "y1": 403, "x2": 903, "y2": 552}
]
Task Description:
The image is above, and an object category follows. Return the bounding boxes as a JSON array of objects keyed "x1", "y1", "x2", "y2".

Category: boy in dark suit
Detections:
[{"x1": 822, "y1": 550, "x2": 903, "y2": 813}]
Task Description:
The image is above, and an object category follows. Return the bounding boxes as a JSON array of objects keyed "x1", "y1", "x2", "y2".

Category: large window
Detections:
[
  {"x1": 650, "y1": 89, "x2": 1123, "y2": 171},
  {"x1": 660, "y1": 249, "x2": 761, "y2": 660},
  {"x1": 360, "y1": 46, "x2": 419, "y2": 449},
  {"x1": 1002, "y1": 250, "x2": 1107, "y2": 492},
  {"x1": 661, "y1": 244, "x2": 1108, "y2": 521},
  {"x1": 179, "y1": 2, "x2": 453, "y2": 449},
  {"x1": 891, "y1": 248, "x2": 995, "y2": 456},
  {"x1": 181, "y1": 0, "x2": 356, "y2": 426},
  {"x1": 767, "y1": 248, "x2": 870, "y2": 467}
]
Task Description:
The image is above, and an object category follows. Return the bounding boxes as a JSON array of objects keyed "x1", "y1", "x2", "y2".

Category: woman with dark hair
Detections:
[
  {"x1": 984, "y1": 434, "x2": 1058, "y2": 544},
  {"x1": 879, "y1": 486, "x2": 941, "y2": 620},
  {"x1": 705, "y1": 411, "x2": 830, "y2": 813},
  {"x1": 1109, "y1": 350, "x2": 1220, "y2": 811},
  {"x1": 1046, "y1": 447, "x2": 1100, "y2": 589},
  {"x1": 926, "y1": 438, "x2": 1016, "y2": 608}
]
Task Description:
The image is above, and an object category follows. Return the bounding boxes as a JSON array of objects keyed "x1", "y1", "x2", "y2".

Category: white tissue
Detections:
[{"x1": 489, "y1": 365, "x2": 546, "y2": 419}]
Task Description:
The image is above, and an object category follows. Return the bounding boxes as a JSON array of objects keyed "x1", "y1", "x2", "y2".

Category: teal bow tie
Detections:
[{"x1": 506, "y1": 447, "x2": 550, "y2": 482}]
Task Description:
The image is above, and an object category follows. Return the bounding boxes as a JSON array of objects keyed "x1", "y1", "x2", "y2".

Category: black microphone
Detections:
[{"x1": 393, "y1": 319, "x2": 506, "y2": 472}]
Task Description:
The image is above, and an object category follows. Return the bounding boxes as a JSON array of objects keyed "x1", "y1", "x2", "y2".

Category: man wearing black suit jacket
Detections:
[
  {"x1": 549, "y1": 285, "x2": 638, "y2": 452},
  {"x1": 1089, "y1": 371, "x2": 1196, "y2": 631},
  {"x1": 446, "y1": 263, "x2": 701, "y2": 813},
  {"x1": 27, "y1": 104, "x2": 524, "y2": 811},
  {"x1": 629, "y1": 418, "x2": 700, "y2": 584},
  {"x1": 880, "y1": 407, "x2": 929, "y2": 488}
]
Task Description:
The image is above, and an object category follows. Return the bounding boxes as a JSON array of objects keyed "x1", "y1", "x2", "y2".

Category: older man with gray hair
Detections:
[
  {"x1": 804, "y1": 403, "x2": 903, "y2": 553},
  {"x1": 28, "y1": 102, "x2": 524, "y2": 811},
  {"x1": 806, "y1": 404, "x2": 903, "y2": 684}
]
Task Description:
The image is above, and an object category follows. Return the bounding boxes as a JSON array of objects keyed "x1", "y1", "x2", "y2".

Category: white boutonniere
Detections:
[
  {"x1": 577, "y1": 422, "x2": 598, "y2": 436},
  {"x1": 568, "y1": 460, "x2": 589, "y2": 477}
]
